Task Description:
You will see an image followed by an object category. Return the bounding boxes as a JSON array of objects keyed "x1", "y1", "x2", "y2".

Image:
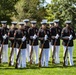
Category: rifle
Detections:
[
  {"x1": 63, "y1": 40, "x2": 70, "y2": 66},
  {"x1": 52, "y1": 39, "x2": 57, "y2": 63},
  {"x1": 39, "y1": 41, "x2": 45, "y2": 67},
  {"x1": 30, "y1": 28, "x2": 36, "y2": 64},
  {"x1": 15, "y1": 41, "x2": 23, "y2": 68},
  {"x1": 0, "y1": 28, "x2": 6, "y2": 63},
  {"x1": 39, "y1": 29, "x2": 46, "y2": 67},
  {"x1": 63, "y1": 27, "x2": 71, "y2": 66},
  {"x1": 9, "y1": 39, "x2": 15, "y2": 66},
  {"x1": 0, "y1": 39, "x2": 5, "y2": 63},
  {"x1": 52, "y1": 28, "x2": 58, "y2": 64},
  {"x1": 30, "y1": 40, "x2": 34, "y2": 64}
]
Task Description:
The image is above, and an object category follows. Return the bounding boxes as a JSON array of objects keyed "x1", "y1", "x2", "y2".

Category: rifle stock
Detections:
[
  {"x1": 63, "y1": 40, "x2": 70, "y2": 66},
  {"x1": 15, "y1": 42, "x2": 23, "y2": 69},
  {"x1": 39, "y1": 41, "x2": 45, "y2": 67},
  {"x1": 9, "y1": 41, "x2": 15, "y2": 66},
  {"x1": 0, "y1": 40, "x2": 5, "y2": 63},
  {"x1": 30, "y1": 40, "x2": 34, "y2": 64},
  {"x1": 52, "y1": 39, "x2": 57, "y2": 63},
  {"x1": 39, "y1": 29, "x2": 47, "y2": 67}
]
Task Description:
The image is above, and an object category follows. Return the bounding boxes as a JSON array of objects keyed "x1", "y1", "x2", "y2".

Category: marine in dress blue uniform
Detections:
[
  {"x1": 38, "y1": 19, "x2": 51, "y2": 67},
  {"x1": 0, "y1": 21, "x2": 9, "y2": 63},
  {"x1": 61, "y1": 21, "x2": 75, "y2": 66}
]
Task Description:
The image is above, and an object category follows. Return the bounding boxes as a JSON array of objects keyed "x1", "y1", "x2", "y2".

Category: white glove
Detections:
[
  {"x1": 69, "y1": 35, "x2": 73, "y2": 40},
  {"x1": 22, "y1": 36, "x2": 26, "y2": 42},
  {"x1": 55, "y1": 34, "x2": 59, "y2": 39},
  {"x1": 3, "y1": 34, "x2": 7, "y2": 39},
  {"x1": 44, "y1": 35, "x2": 48, "y2": 40},
  {"x1": 33, "y1": 34, "x2": 37, "y2": 40}
]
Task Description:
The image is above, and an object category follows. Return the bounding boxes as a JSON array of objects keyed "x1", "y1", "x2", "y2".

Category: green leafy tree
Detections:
[
  {"x1": 45, "y1": 0, "x2": 76, "y2": 28},
  {"x1": 15, "y1": 0, "x2": 47, "y2": 27},
  {"x1": 0, "y1": 0, "x2": 19, "y2": 24}
]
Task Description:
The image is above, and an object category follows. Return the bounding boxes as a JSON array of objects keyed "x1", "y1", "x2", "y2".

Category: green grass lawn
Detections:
[{"x1": 0, "y1": 40, "x2": 76, "y2": 75}]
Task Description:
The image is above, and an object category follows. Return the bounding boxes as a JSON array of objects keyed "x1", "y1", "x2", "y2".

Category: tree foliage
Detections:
[
  {"x1": 45, "y1": 0, "x2": 76, "y2": 28},
  {"x1": 15, "y1": 0, "x2": 46, "y2": 26},
  {"x1": 0, "y1": 0, "x2": 19, "y2": 23},
  {"x1": 0, "y1": 0, "x2": 76, "y2": 30}
]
